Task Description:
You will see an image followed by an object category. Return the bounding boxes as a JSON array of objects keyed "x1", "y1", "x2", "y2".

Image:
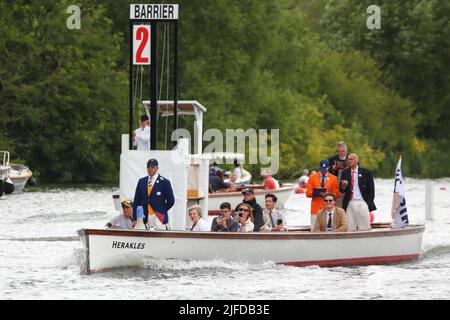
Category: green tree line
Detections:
[{"x1": 0, "y1": 0, "x2": 448, "y2": 182}]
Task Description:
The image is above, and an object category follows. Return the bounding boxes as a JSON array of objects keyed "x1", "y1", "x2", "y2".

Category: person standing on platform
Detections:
[
  {"x1": 340, "y1": 153, "x2": 376, "y2": 231},
  {"x1": 306, "y1": 159, "x2": 339, "y2": 228},
  {"x1": 133, "y1": 158, "x2": 175, "y2": 230},
  {"x1": 133, "y1": 114, "x2": 151, "y2": 150}
]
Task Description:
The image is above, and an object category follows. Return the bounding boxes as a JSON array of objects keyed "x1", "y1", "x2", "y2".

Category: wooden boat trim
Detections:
[
  {"x1": 280, "y1": 253, "x2": 420, "y2": 267},
  {"x1": 78, "y1": 224, "x2": 424, "y2": 240}
]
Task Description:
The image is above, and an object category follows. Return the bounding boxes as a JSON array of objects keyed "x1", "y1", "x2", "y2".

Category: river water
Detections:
[{"x1": 0, "y1": 178, "x2": 449, "y2": 300}]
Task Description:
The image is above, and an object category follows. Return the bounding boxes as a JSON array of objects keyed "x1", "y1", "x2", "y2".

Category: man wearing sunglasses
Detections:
[
  {"x1": 106, "y1": 199, "x2": 134, "y2": 230},
  {"x1": 312, "y1": 193, "x2": 348, "y2": 232}
]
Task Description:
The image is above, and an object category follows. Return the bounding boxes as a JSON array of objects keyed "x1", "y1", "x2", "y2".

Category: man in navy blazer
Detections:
[
  {"x1": 133, "y1": 158, "x2": 175, "y2": 230},
  {"x1": 340, "y1": 153, "x2": 376, "y2": 231}
]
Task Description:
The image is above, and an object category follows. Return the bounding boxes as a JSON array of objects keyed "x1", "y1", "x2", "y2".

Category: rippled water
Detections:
[{"x1": 0, "y1": 178, "x2": 449, "y2": 300}]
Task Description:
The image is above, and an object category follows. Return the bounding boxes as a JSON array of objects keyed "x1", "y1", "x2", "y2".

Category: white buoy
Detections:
[{"x1": 425, "y1": 181, "x2": 433, "y2": 221}]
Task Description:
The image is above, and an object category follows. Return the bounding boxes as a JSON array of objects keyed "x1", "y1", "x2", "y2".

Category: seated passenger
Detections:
[
  {"x1": 234, "y1": 188, "x2": 265, "y2": 231},
  {"x1": 106, "y1": 199, "x2": 134, "y2": 229},
  {"x1": 211, "y1": 202, "x2": 239, "y2": 232},
  {"x1": 312, "y1": 193, "x2": 348, "y2": 232},
  {"x1": 298, "y1": 169, "x2": 309, "y2": 188},
  {"x1": 209, "y1": 161, "x2": 223, "y2": 175},
  {"x1": 262, "y1": 194, "x2": 287, "y2": 232},
  {"x1": 209, "y1": 169, "x2": 231, "y2": 192},
  {"x1": 188, "y1": 205, "x2": 211, "y2": 231},
  {"x1": 236, "y1": 203, "x2": 255, "y2": 232},
  {"x1": 261, "y1": 168, "x2": 280, "y2": 190}
]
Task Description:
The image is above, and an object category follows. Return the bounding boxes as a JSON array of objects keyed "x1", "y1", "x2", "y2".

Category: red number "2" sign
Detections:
[{"x1": 133, "y1": 25, "x2": 150, "y2": 65}]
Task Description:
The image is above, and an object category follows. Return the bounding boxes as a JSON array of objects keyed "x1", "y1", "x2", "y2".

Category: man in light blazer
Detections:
[
  {"x1": 133, "y1": 158, "x2": 175, "y2": 230},
  {"x1": 313, "y1": 193, "x2": 348, "y2": 232}
]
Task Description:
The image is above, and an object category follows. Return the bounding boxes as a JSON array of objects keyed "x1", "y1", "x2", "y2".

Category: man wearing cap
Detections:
[
  {"x1": 106, "y1": 199, "x2": 134, "y2": 229},
  {"x1": 306, "y1": 159, "x2": 339, "y2": 228},
  {"x1": 340, "y1": 153, "x2": 376, "y2": 231},
  {"x1": 133, "y1": 158, "x2": 175, "y2": 230},
  {"x1": 234, "y1": 188, "x2": 265, "y2": 231}
]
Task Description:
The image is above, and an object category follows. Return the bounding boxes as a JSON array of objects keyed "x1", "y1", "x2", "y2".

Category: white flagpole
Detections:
[{"x1": 391, "y1": 154, "x2": 402, "y2": 228}]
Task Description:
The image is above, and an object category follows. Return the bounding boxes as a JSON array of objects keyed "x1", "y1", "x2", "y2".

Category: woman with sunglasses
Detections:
[
  {"x1": 312, "y1": 193, "x2": 348, "y2": 232},
  {"x1": 236, "y1": 203, "x2": 255, "y2": 232}
]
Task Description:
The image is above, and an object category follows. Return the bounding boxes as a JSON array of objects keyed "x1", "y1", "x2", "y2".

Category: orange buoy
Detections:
[{"x1": 295, "y1": 187, "x2": 305, "y2": 194}]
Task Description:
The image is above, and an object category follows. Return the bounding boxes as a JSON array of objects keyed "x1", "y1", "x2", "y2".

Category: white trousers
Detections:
[
  {"x1": 346, "y1": 199, "x2": 371, "y2": 231},
  {"x1": 147, "y1": 214, "x2": 169, "y2": 230},
  {"x1": 310, "y1": 215, "x2": 317, "y2": 229}
]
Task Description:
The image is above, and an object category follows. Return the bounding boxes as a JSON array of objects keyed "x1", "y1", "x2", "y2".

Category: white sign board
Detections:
[
  {"x1": 133, "y1": 25, "x2": 151, "y2": 65},
  {"x1": 130, "y1": 4, "x2": 179, "y2": 20}
]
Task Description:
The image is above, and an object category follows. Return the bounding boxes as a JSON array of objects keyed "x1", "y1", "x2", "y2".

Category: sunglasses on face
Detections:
[
  {"x1": 240, "y1": 208, "x2": 250, "y2": 212},
  {"x1": 324, "y1": 199, "x2": 334, "y2": 203}
]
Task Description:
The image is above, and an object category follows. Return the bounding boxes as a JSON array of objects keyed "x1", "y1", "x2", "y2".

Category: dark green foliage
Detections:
[
  {"x1": 0, "y1": 0, "x2": 447, "y2": 181},
  {"x1": 0, "y1": 0, "x2": 127, "y2": 182}
]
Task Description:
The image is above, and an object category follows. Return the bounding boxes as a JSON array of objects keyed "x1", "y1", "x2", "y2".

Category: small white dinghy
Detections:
[{"x1": 78, "y1": 223, "x2": 424, "y2": 274}]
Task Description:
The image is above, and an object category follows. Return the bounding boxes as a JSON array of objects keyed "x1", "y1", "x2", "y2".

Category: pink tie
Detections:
[{"x1": 350, "y1": 170, "x2": 355, "y2": 200}]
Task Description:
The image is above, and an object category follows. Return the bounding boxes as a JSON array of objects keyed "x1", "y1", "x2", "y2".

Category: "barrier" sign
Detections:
[{"x1": 130, "y1": 4, "x2": 179, "y2": 20}]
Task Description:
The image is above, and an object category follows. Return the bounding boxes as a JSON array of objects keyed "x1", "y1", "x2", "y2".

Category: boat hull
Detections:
[
  {"x1": 78, "y1": 224, "x2": 424, "y2": 274},
  {"x1": 9, "y1": 165, "x2": 32, "y2": 193},
  {"x1": 208, "y1": 184, "x2": 294, "y2": 214}
]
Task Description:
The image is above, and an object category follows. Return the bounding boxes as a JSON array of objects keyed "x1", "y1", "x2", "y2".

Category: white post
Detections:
[{"x1": 425, "y1": 180, "x2": 433, "y2": 221}]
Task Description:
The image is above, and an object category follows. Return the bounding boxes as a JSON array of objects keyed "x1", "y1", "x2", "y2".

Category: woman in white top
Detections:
[{"x1": 188, "y1": 205, "x2": 211, "y2": 231}]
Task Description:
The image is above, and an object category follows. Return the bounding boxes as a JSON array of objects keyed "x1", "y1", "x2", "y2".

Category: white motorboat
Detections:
[
  {"x1": 78, "y1": 223, "x2": 424, "y2": 274},
  {"x1": 80, "y1": 100, "x2": 424, "y2": 274},
  {"x1": 9, "y1": 163, "x2": 33, "y2": 193},
  {"x1": 0, "y1": 151, "x2": 15, "y2": 197}
]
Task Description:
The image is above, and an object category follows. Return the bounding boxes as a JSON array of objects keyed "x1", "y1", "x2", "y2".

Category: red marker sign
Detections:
[{"x1": 133, "y1": 25, "x2": 151, "y2": 65}]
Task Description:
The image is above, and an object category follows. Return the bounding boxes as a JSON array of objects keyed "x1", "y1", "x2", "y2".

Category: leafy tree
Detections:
[{"x1": 0, "y1": 0, "x2": 127, "y2": 181}]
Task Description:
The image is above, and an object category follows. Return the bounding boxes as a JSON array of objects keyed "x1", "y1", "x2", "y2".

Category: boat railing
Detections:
[
  {"x1": 0, "y1": 151, "x2": 11, "y2": 179},
  {"x1": 0, "y1": 150, "x2": 10, "y2": 167}
]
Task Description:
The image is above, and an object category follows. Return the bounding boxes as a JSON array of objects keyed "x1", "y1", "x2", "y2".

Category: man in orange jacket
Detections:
[{"x1": 306, "y1": 159, "x2": 339, "y2": 228}]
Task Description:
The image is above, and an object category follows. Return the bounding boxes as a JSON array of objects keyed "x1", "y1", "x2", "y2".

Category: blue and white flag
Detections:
[{"x1": 392, "y1": 158, "x2": 409, "y2": 228}]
